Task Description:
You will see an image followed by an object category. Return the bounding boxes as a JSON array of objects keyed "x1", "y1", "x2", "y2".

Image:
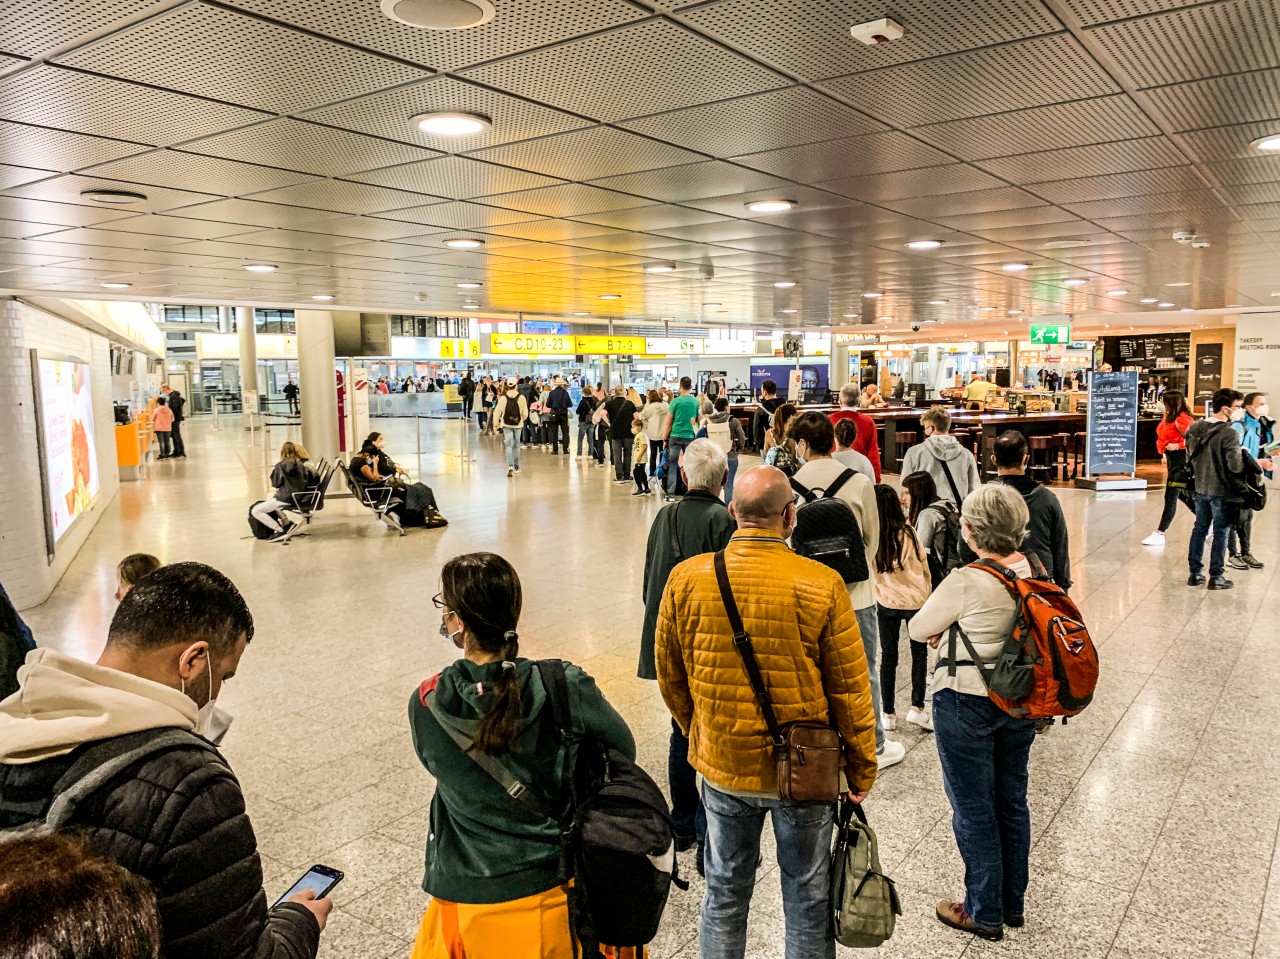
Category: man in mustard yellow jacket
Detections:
[{"x1": 656, "y1": 466, "x2": 878, "y2": 959}]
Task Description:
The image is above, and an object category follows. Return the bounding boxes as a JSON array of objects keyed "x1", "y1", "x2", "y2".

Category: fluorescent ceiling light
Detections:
[
  {"x1": 100, "y1": 281, "x2": 132, "y2": 289},
  {"x1": 81, "y1": 188, "x2": 146, "y2": 204},
  {"x1": 243, "y1": 263, "x2": 277, "y2": 272},
  {"x1": 780, "y1": 308, "x2": 797, "y2": 314},
  {"x1": 745, "y1": 199, "x2": 795, "y2": 213},
  {"x1": 444, "y1": 238, "x2": 484, "y2": 249},
  {"x1": 906, "y1": 239, "x2": 942, "y2": 250},
  {"x1": 645, "y1": 263, "x2": 676, "y2": 273},
  {"x1": 456, "y1": 281, "x2": 482, "y2": 289},
  {"x1": 928, "y1": 299, "x2": 948, "y2": 305},
  {"x1": 572, "y1": 311, "x2": 590, "y2": 316},
  {"x1": 1251, "y1": 134, "x2": 1280, "y2": 152},
  {"x1": 979, "y1": 307, "x2": 996, "y2": 312},
  {"x1": 598, "y1": 293, "x2": 621, "y2": 300},
  {"x1": 844, "y1": 313, "x2": 859, "y2": 319},
  {"x1": 1062, "y1": 278, "x2": 1087, "y2": 287},
  {"x1": 1166, "y1": 281, "x2": 1190, "y2": 287},
  {"x1": 1107, "y1": 289, "x2": 1128, "y2": 296},
  {"x1": 862, "y1": 291, "x2": 883, "y2": 299},
  {"x1": 412, "y1": 112, "x2": 492, "y2": 136},
  {"x1": 1140, "y1": 297, "x2": 1159, "y2": 304},
  {"x1": 311, "y1": 294, "x2": 335, "y2": 301},
  {"x1": 773, "y1": 280, "x2": 797, "y2": 288},
  {"x1": 1158, "y1": 301, "x2": 1175, "y2": 308},
  {"x1": 1002, "y1": 262, "x2": 1030, "y2": 272}
]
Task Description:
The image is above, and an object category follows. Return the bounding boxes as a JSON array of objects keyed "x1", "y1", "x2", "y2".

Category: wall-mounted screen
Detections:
[{"x1": 36, "y1": 358, "x2": 100, "y2": 544}]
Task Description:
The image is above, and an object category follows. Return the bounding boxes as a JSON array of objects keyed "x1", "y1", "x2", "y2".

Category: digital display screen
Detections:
[
  {"x1": 37, "y1": 358, "x2": 100, "y2": 544},
  {"x1": 274, "y1": 867, "x2": 341, "y2": 907}
]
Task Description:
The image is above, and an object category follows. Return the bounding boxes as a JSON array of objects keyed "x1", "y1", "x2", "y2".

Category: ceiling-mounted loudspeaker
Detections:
[
  {"x1": 380, "y1": 0, "x2": 495, "y2": 29},
  {"x1": 850, "y1": 17, "x2": 905, "y2": 45}
]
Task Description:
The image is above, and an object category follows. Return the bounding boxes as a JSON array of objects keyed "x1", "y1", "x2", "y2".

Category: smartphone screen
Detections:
[{"x1": 273, "y1": 864, "x2": 343, "y2": 908}]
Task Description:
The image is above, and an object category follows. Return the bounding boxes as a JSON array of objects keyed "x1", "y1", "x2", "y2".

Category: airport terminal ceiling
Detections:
[{"x1": 0, "y1": 0, "x2": 1278, "y2": 338}]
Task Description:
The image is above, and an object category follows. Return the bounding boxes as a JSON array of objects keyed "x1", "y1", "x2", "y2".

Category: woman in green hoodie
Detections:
[{"x1": 409, "y1": 552, "x2": 636, "y2": 959}]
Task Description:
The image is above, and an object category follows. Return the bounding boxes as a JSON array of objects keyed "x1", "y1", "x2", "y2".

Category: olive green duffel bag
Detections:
[{"x1": 830, "y1": 800, "x2": 901, "y2": 947}]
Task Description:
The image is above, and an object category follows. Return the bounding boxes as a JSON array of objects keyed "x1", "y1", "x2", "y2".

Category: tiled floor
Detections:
[{"x1": 21, "y1": 416, "x2": 1280, "y2": 959}]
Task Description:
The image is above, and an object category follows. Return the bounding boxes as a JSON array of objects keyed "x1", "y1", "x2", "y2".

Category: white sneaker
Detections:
[
  {"x1": 906, "y1": 707, "x2": 933, "y2": 731},
  {"x1": 514, "y1": 467, "x2": 521, "y2": 474},
  {"x1": 507, "y1": 466, "x2": 514, "y2": 477},
  {"x1": 877, "y1": 740, "x2": 906, "y2": 769},
  {"x1": 1141, "y1": 531, "x2": 1165, "y2": 546},
  {"x1": 882, "y1": 713, "x2": 897, "y2": 731}
]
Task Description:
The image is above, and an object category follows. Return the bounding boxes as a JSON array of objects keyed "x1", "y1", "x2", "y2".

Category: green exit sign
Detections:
[{"x1": 1029, "y1": 323, "x2": 1071, "y2": 344}]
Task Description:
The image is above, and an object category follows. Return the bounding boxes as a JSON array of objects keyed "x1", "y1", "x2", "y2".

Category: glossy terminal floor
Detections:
[{"x1": 21, "y1": 416, "x2": 1280, "y2": 959}]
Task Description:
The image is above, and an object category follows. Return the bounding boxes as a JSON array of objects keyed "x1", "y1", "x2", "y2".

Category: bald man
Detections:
[{"x1": 656, "y1": 466, "x2": 877, "y2": 957}]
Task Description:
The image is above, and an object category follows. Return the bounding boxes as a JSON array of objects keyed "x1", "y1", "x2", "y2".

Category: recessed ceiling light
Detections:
[
  {"x1": 243, "y1": 263, "x2": 277, "y2": 272},
  {"x1": 1107, "y1": 289, "x2": 1128, "y2": 296},
  {"x1": 1002, "y1": 262, "x2": 1030, "y2": 272},
  {"x1": 598, "y1": 293, "x2": 621, "y2": 300},
  {"x1": 80, "y1": 188, "x2": 147, "y2": 204},
  {"x1": 645, "y1": 262, "x2": 677, "y2": 273},
  {"x1": 1008, "y1": 309, "x2": 1024, "y2": 315},
  {"x1": 100, "y1": 281, "x2": 132, "y2": 289},
  {"x1": 702, "y1": 302, "x2": 722, "y2": 308},
  {"x1": 979, "y1": 307, "x2": 997, "y2": 312},
  {"x1": 844, "y1": 313, "x2": 859, "y2": 318},
  {"x1": 1251, "y1": 134, "x2": 1280, "y2": 152},
  {"x1": 862, "y1": 291, "x2": 883, "y2": 299},
  {"x1": 1062, "y1": 278, "x2": 1087, "y2": 287},
  {"x1": 1140, "y1": 297, "x2": 1159, "y2": 304},
  {"x1": 444, "y1": 237, "x2": 484, "y2": 249},
  {"x1": 1044, "y1": 239, "x2": 1090, "y2": 249},
  {"x1": 780, "y1": 308, "x2": 798, "y2": 314},
  {"x1": 456, "y1": 281, "x2": 482, "y2": 289},
  {"x1": 906, "y1": 239, "x2": 942, "y2": 250},
  {"x1": 928, "y1": 299, "x2": 948, "y2": 305},
  {"x1": 773, "y1": 280, "x2": 797, "y2": 288},
  {"x1": 412, "y1": 112, "x2": 492, "y2": 136},
  {"x1": 745, "y1": 199, "x2": 796, "y2": 213},
  {"x1": 1158, "y1": 301, "x2": 1175, "y2": 308},
  {"x1": 1181, "y1": 307, "x2": 1195, "y2": 312},
  {"x1": 572, "y1": 311, "x2": 590, "y2": 316},
  {"x1": 311, "y1": 294, "x2": 335, "y2": 301},
  {"x1": 1166, "y1": 281, "x2": 1190, "y2": 287},
  {"x1": 380, "y1": 0, "x2": 496, "y2": 29}
]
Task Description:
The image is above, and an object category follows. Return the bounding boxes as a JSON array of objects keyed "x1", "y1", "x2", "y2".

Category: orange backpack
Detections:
[{"x1": 948, "y1": 560, "x2": 1099, "y2": 720}]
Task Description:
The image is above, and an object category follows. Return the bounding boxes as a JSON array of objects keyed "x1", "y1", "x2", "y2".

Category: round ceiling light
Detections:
[
  {"x1": 380, "y1": 0, "x2": 495, "y2": 30},
  {"x1": 906, "y1": 239, "x2": 942, "y2": 250},
  {"x1": 1002, "y1": 262, "x2": 1030, "y2": 272},
  {"x1": 1250, "y1": 133, "x2": 1280, "y2": 152},
  {"x1": 844, "y1": 313, "x2": 859, "y2": 319},
  {"x1": 242, "y1": 263, "x2": 277, "y2": 272},
  {"x1": 412, "y1": 112, "x2": 492, "y2": 136},
  {"x1": 444, "y1": 237, "x2": 484, "y2": 249},
  {"x1": 1008, "y1": 309, "x2": 1024, "y2": 315},
  {"x1": 644, "y1": 263, "x2": 676, "y2": 273},
  {"x1": 745, "y1": 199, "x2": 796, "y2": 213},
  {"x1": 1062, "y1": 278, "x2": 1087, "y2": 287},
  {"x1": 773, "y1": 280, "x2": 797, "y2": 288},
  {"x1": 311, "y1": 294, "x2": 335, "y2": 301},
  {"x1": 572, "y1": 312, "x2": 590, "y2": 316},
  {"x1": 928, "y1": 299, "x2": 948, "y2": 305},
  {"x1": 1107, "y1": 289, "x2": 1128, "y2": 296},
  {"x1": 81, "y1": 188, "x2": 147, "y2": 204},
  {"x1": 862, "y1": 291, "x2": 883, "y2": 299},
  {"x1": 100, "y1": 281, "x2": 132, "y2": 289},
  {"x1": 780, "y1": 308, "x2": 797, "y2": 314},
  {"x1": 1140, "y1": 297, "x2": 1159, "y2": 304},
  {"x1": 456, "y1": 281, "x2": 482, "y2": 289},
  {"x1": 1165, "y1": 281, "x2": 1190, "y2": 287},
  {"x1": 1158, "y1": 301, "x2": 1175, "y2": 308},
  {"x1": 979, "y1": 306, "x2": 997, "y2": 312},
  {"x1": 598, "y1": 293, "x2": 621, "y2": 300}
]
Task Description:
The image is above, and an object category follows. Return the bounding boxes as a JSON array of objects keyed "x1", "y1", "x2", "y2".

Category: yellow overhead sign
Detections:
[
  {"x1": 645, "y1": 337, "x2": 704, "y2": 355},
  {"x1": 574, "y1": 334, "x2": 647, "y2": 354},
  {"x1": 490, "y1": 333, "x2": 575, "y2": 355}
]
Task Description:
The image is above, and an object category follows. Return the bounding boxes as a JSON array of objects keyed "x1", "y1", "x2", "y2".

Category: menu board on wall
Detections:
[
  {"x1": 1085, "y1": 371, "x2": 1139, "y2": 476},
  {"x1": 34, "y1": 356, "x2": 100, "y2": 548},
  {"x1": 1193, "y1": 342, "x2": 1223, "y2": 411},
  {"x1": 1107, "y1": 333, "x2": 1190, "y2": 366}
]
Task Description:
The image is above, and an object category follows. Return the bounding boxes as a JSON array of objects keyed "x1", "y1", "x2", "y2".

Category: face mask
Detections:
[
  {"x1": 1256, "y1": 405, "x2": 1269, "y2": 418},
  {"x1": 1230, "y1": 408, "x2": 1246, "y2": 422},
  {"x1": 440, "y1": 615, "x2": 463, "y2": 643},
  {"x1": 182, "y1": 656, "x2": 233, "y2": 744}
]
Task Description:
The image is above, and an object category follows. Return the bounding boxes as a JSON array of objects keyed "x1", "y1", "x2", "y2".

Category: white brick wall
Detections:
[{"x1": 0, "y1": 298, "x2": 120, "y2": 610}]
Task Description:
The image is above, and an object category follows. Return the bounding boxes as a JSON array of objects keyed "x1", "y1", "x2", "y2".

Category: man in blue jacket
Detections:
[{"x1": 1230, "y1": 391, "x2": 1273, "y2": 570}]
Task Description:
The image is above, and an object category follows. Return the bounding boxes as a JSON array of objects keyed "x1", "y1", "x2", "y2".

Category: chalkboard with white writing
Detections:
[{"x1": 1086, "y1": 371, "x2": 1140, "y2": 475}]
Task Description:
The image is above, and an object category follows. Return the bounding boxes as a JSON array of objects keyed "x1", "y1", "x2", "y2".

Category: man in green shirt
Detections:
[{"x1": 662, "y1": 377, "x2": 701, "y2": 501}]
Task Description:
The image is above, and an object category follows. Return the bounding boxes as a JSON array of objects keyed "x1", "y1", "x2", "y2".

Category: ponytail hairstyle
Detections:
[
  {"x1": 874, "y1": 482, "x2": 920, "y2": 574},
  {"x1": 440, "y1": 552, "x2": 524, "y2": 756}
]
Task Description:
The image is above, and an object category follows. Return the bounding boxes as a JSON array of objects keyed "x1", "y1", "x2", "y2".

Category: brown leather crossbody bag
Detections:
[{"x1": 712, "y1": 550, "x2": 842, "y2": 805}]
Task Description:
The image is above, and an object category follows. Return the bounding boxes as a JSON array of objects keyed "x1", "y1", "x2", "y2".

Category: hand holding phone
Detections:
[{"x1": 275, "y1": 864, "x2": 343, "y2": 930}]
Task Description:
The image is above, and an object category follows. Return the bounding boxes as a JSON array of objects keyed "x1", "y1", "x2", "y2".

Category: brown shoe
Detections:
[{"x1": 935, "y1": 900, "x2": 1003, "y2": 941}]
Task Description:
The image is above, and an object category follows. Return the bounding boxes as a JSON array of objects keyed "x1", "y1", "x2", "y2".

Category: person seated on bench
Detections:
[
  {"x1": 366, "y1": 431, "x2": 410, "y2": 479},
  {"x1": 350, "y1": 440, "x2": 447, "y2": 529},
  {"x1": 251, "y1": 441, "x2": 316, "y2": 542}
]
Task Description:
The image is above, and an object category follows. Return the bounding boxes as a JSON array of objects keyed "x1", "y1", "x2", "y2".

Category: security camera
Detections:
[
  {"x1": 1172, "y1": 229, "x2": 1196, "y2": 244},
  {"x1": 910, "y1": 323, "x2": 921, "y2": 333}
]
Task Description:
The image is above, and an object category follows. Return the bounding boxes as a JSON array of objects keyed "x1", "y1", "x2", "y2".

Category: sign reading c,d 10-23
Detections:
[{"x1": 489, "y1": 333, "x2": 575, "y2": 355}]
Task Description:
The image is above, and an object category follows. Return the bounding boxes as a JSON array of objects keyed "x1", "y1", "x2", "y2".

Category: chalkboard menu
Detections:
[
  {"x1": 1086, "y1": 371, "x2": 1140, "y2": 475},
  {"x1": 1105, "y1": 333, "x2": 1190, "y2": 367}
]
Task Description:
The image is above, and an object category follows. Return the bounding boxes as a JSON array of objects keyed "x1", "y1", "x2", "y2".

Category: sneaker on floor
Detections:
[
  {"x1": 882, "y1": 713, "x2": 897, "y2": 731},
  {"x1": 1243, "y1": 553, "x2": 1265, "y2": 569},
  {"x1": 507, "y1": 466, "x2": 514, "y2": 476},
  {"x1": 935, "y1": 900, "x2": 1003, "y2": 941},
  {"x1": 876, "y1": 740, "x2": 906, "y2": 769},
  {"x1": 514, "y1": 467, "x2": 521, "y2": 475},
  {"x1": 906, "y1": 707, "x2": 933, "y2": 731},
  {"x1": 268, "y1": 526, "x2": 290, "y2": 543},
  {"x1": 1227, "y1": 554, "x2": 1249, "y2": 570},
  {"x1": 1141, "y1": 531, "x2": 1165, "y2": 546}
]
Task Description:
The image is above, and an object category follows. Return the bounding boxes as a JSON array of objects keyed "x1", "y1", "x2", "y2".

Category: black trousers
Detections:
[
  {"x1": 879, "y1": 606, "x2": 927, "y2": 713},
  {"x1": 649, "y1": 439, "x2": 664, "y2": 474},
  {"x1": 170, "y1": 420, "x2": 185, "y2": 456},
  {"x1": 462, "y1": 395, "x2": 473, "y2": 418},
  {"x1": 633, "y1": 462, "x2": 649, "y2": 491},
  {"x1": 1159, "y1": 448, "x2": 1192, "y2": 532},
  {"x1": 1230, "y1": 508, "x2": 1253, "y2": 556},
  {"x1": 549, "y1": 414, "x2": 569, "y2": 452}
]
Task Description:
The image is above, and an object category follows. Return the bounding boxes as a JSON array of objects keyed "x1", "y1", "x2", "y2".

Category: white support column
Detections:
[
  {"x1": 297, "y1": 310, "x2": 339, "y2": 466},
  {"x1": 236, "y1": 306, "x2": 257, "y2": 429}
]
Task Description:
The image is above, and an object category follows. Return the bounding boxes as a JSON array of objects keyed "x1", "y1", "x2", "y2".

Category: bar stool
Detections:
[
  {"x1": 1070, "y1": 432, "x2": 1087, "y2": 480},
  {"x1": 1054, "y1": 433, "x2": 1074, "y2": 482},
  {"x1": 1028, "y1": 435, "x2": 1055, "y2": 484},
  {"x1": 895, "y1": 431, "x2": 918, "y2": 468}
]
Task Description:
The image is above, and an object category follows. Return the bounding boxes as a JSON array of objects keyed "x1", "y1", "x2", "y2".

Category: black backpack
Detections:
[
  {"x1": 789, "y1": 471, "x2": 869, "y2": 584},
  {"x1": 502, "y1": 394, "x2": 523, "y2": 426},
  {"x1": 427, "y1": 660, "x2": 683, "y2": 952},
  {"x1": 247, "y1": 501, "x2": 277, "y2": 540},
  {"x1": 923, "y1": 501, "x2": 963, "y2": 588}
]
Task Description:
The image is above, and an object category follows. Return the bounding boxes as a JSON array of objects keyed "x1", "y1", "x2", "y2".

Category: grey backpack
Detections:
[{"x1": 831, "y1": 800, "x2": 901, "y2": 947}]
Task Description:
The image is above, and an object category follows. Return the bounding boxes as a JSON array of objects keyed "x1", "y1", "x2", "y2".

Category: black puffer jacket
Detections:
[{"x1": 0, "y1": 737, "x2": 319, "y2": 959}]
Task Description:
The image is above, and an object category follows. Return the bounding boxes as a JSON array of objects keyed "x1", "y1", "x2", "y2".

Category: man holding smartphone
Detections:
[{"x1": 0, "y1": 563, "x2": 330, "y2": 959}]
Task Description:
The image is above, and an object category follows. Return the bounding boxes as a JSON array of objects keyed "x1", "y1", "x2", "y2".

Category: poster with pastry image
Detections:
[{"x1": 38, "y1": 358, "x2": 100, "y2": 543}]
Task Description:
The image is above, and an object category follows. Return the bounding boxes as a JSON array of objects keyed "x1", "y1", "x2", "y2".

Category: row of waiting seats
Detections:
[{"x1": 258, "y1": 458, "x2": 421, "y2": 543}]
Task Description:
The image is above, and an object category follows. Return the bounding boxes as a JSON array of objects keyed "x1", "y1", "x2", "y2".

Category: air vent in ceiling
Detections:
[{"x1": 380, "y1": 0, "x2": 495, "y2": 30}]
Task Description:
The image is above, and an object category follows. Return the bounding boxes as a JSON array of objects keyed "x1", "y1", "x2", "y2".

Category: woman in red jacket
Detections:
[{"x1": 1142, "y1": 391, "x2": 1195, "y2": 546}]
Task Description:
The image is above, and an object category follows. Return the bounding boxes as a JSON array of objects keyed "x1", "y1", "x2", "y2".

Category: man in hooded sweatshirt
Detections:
[
  {"x1": 992, "y1": 430, "x2": 1072, "y2": 592},
  {"x1": 900, "y1": 406, "x2": 981, "y2": 510},
  {"x1": 0, "y1": 562, "x2": 329, "y2": 959}
]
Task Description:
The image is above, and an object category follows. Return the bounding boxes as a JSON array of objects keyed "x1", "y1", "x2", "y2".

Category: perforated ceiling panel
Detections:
[
  {"x1": 180, "y1": 120, "x2": 439, "y2": 178},
  {"x1": 83, "y1": 151, "x2": 315, "y2": 196},
  {"x1": 1141, "y1": 68, "x2": 1280, "y2": 132},
  {"x1": 681, "y1": 0, "x2": 1060, "y2": 81},
  {"x1": 817, "y1": 164, "x2": 1007, "y2": 203},
  {"x1": 159, "y1": 198, "x2": 332, "y2": 230},
  {"x1": 351, "y1": 156, "x2": 563, "y2": 200},
  {"x1": 0, "y1": 196, "x2": 137, "y2": 228},
  {"x1": 1056, "y1": 0, "x2": 1207, "y2": 26},
  {"x1": 469, "y1": 127, "x2": 704, "y2": 181},
  {"x1": 4, "y1": 173, "x2": 221, "y2": 212},
  {"x1": 1029, "y1": 166, "x2": 1208, "y2": 204},
  {"x1": 0, "y1": 0, "x2": 176, "y2": 58},
  {"x1": 56, "y1": 3, "x2": 427, "y2": 114},
  {"x1": 0, "y1": 66, "x2": 266, "y2": 145},
  {"x1": 463, "y1": 19, "x2": 787, "y2": 123},
  {"x1": 483, "y1": 183, "x2": 650, "y2": 218},
  {"x1": 0, "y1": 166, "x2": 54, "y2": 190},
  {"x1": 976, "y1": 138, "x2": 1188, "y2": 183},
  {"x1": 820, "y1": 34, "x2": 1119, "y2": 128},
  {"x1": 0, "y1": 121, "x2": 148, "y2": 172},
  {"x1": 588, "y1": 162, "x2": 791, "y2": 204},
  {"x1": 239, "y1": 180, "x2": 433, "y2": 216},
  {"x1": 733, "y1": 131, "x2": 954, "y2": 182}
]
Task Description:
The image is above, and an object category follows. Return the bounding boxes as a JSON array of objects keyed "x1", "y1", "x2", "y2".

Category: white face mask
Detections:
[
  {"x1": 1230, "y1": 408, "x2": 1246, "y2": 422},
  {"x1": 1256, "y1": 404, "x2": 1269, "y2": 418},
  {"x1": 182, "y1": 656, "x2": 233, "y2": 744}
]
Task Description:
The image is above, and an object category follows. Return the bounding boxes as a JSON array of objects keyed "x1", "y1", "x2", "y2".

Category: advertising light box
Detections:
[{"x1": 36, "y1": 358, "x2": 100, "y2": 546}]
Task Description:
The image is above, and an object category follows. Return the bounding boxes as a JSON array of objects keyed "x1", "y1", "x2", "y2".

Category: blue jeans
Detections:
[
  {"x1": 853, "y1": 602, "x2": 885, "y2": 752},
  {"x1": 577, "y1": 423, "x2": 590, "y2": 455},
  {"x1": 700, "y1": 782, "x2": 835, "y2": 959},
  {"x1": 933, "y1": 689, "x2": 1035, "y2": 930},
  {"x1": 665, "y1": 437, "x2": 693, "y2": 495},
  {"x1": 724, "y1": 454, "x2": 739, "y2": 505},
  {"x1": 1188, "y1": 493, "x2": 1230, "y2": 578},
  {"x1": 502, "y1": 427, "x2": 520, "y2": 468},
  {"x1": 667, "y1": 719, "x2": 705, "y2": 844}
]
